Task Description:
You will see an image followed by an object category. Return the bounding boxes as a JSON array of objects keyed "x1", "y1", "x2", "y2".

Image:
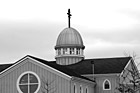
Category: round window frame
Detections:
[{"x1": 17, "y1": 71, "x2": 41, "y2": 93}]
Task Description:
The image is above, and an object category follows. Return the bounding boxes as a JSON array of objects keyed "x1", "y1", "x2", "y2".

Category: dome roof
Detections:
[{"x1": 55, "y1": 27, "x2": 85, "y2": 49}]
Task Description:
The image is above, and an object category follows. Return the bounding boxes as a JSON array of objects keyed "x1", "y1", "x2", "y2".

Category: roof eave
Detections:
[{"x1": 71, "y1": 76, "x2": 95, "y2": 85}]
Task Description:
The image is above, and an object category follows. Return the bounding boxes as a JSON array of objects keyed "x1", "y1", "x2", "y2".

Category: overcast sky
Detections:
[{"x1": 0, "y1": 0, "x2": 140, "y2": 67}]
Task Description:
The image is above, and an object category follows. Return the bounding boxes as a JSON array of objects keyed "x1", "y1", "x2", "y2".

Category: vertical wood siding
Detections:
[
  {"x1": 0, "y1": 58, "x2": 70, "y2": 93},
  {"x1": 95, "y1": 76, "x2": 118, "y2": 93},
  {"x1": 71, "y1": 80, "x2": 94, "y2": 93}
]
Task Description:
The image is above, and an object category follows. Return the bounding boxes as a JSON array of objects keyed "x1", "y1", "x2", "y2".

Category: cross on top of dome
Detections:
[{"x1": 67, "y1": 9, "x2": 72, "y2": 28}]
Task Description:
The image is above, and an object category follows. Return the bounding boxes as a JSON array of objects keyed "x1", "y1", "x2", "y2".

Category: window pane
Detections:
[
  {"x1": 58, "y1": 49, "x2": 61, "y2": 55},
  {"x1": 74, "y1": 85, "x2": 75, "y2": 93},
  {"x1": 86, "y1": 88, "x2": 88, "y2": 93},
  {"x1": 105, "y1": 81, "x2": 110, "y2": 89},
  {"x1": 71, "y1": 48, "x2": 74, "y2": 54},
  {"x1": 19, "y1": 85, "x2": 28, "y2": 93},
  {"x1": 105, "y1": 84, "x2": 109, "y2": 89},
  {"x1": 30, "y1": 84, "x2": 38, "y2": 93},
  {"x1": 29, "y1": 74, "x2": 38, "y2": 83},
  {"x1": 80, "y1": 86, "x2": 82, "y2": 93},
  {"x1": 19, "y1": 74, "x2": 28, "y2": 84}
]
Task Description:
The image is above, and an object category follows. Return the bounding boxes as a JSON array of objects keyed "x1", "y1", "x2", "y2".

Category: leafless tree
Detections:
[
  {"x1": 116, "y1": 53, "x2": 140, "y2": 93},
  {"x1": 41, "y1": 76, "x2": 56, "y2": 93}
]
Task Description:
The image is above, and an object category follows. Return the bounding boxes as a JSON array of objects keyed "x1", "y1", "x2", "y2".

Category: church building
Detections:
[{"x1": 0, "y1": 9, "x2": 139, "y2": 93}]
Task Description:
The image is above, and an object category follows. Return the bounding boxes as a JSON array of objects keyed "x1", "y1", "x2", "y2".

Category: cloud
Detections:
[
  {"x1": 0, "y1": 20, "x2": 65, "y2": 63},
  {"x1": 85, "y1": 40, "x2": 140, "y2": 59},
  {"x1": 82, "y1": 26, "x2": 140, "y2": 59},
  {"x1": 0, "y1": 0, "x2": 140, "y2": 64}
]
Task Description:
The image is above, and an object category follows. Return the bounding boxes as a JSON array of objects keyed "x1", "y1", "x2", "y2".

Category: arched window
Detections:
[
  {"x1": 80, "y1": 85, "x2": 83, "y2": 93},
  {"x1": 74, "y1": 83, "x2": 77, "y2": 93},
  {"x1": 17, "y1": 71, "x2": 41, "y2": 93},
  {"x1": 103, "y1": 79, "x2": 111, "y2": 90},
  {"x1": 85, "y1": 87, "x2": 88, "y2": 93}
]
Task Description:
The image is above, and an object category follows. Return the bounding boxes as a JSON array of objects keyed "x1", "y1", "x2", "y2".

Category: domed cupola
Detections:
[
  {"x1": 54, "y1": 9, "x2": 85, "y2": 65},
  {"x1": 55, "y1": 27, "x2": 85, "y2": 49}
]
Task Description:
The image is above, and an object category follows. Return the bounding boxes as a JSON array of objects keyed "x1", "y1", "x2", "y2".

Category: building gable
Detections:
[
  {"x1": 0, "y1": 56, "x2": 72, "y2": 93},
  {"x1": 0, "y1": 56, "x2": 72, "y2": 80},
  {"x1": 119, "y1": 58, "x2": 139, "y2": 83},
  {"x1": 0, "y1": 55, "x2": 93, "y2": 83}
]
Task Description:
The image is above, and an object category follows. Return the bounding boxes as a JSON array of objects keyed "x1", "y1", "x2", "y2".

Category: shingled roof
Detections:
[
  {"x1": 93, "y1": 57, "x2": 131, "y2": 74},
  {"x1": 0, "y1": 55, "x2": 131, "y2": 81},
  {"x1": 0, "y1": 55, "x2": 94, "y2": 82},
  {"x1": 66, "y1": 57, "x2": 131, "y2": 75},
  {"x1": 28, "y1": 55, "x2": 94, "y2": 82},
  {"x1": 29, "y1": 56, "x2": 94, "y2": 82}
]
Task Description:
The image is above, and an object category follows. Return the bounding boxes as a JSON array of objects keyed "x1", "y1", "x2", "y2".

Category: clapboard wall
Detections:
[{"x1": 0, "y1": 58, "x2": 71, "y2": 93}]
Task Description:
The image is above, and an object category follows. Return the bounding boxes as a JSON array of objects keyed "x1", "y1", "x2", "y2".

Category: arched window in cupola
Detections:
[{"x1": 103, "y1": 79, "x2": 111, "y2": 90}]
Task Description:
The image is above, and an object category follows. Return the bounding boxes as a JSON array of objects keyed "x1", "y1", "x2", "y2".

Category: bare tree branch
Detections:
[
  {"x1": 116, "y1": 54, "x2": 140, "y2": 93},
  {"x1": 41, "y1": 76, "x2": 56, "y2": 93}
]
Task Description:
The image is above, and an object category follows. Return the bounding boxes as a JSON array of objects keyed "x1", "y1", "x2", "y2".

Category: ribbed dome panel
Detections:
[{"x1": 55, "y1": 27, "x2": 84, "y2": 48}]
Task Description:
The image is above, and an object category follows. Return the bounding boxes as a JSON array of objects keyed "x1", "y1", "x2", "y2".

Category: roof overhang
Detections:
[{"x1": 71, "y1": 76, "x2": 95, "y2": 85}]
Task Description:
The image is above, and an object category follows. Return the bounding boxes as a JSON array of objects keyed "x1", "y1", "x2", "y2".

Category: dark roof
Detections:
[
  {"x1": 0, "y1": 55, "x2": 131, "y2": 82},
  {"x1": 66, "y1": 57, "x2": 131, "y2": 74},
  {"x1": 93, "y1": 57, "x2": 131, "y2": 74},
  {"x1": 28, "y1": 55, "x2": 94, "y2": 82},
  {"x1": 0, "y1": 55, "x2": 94, "y2": 82},
  {"x1": 66, "y1": 59, "x2": 93, "y2": 75},
  {"x1": 0, "y1": 64, "x2": 13, "y2": 72}
]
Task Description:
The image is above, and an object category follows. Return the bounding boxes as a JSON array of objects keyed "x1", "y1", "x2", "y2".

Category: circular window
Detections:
[{"x1": 17, "y1": 71, "x2": 40, "y2": 93}]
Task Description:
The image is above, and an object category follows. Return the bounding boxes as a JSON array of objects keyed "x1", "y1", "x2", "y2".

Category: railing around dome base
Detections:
[{"x1": 55, "y1": 48, "x2": 84, "y2": 57}]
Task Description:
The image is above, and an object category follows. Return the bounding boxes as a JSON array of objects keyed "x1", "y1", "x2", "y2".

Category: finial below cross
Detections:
[{"x1": 67, "y1": 9, "x2": 72, "y2": 28}]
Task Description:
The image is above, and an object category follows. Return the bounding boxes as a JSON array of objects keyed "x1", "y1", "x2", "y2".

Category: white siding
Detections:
[{"x1": 0, "y1": 58, "x2": 71, "y2": 93}]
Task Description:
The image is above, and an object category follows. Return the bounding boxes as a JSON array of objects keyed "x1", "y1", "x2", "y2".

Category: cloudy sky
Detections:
[{"x1": 0, "y1": 0, "x2": 140, "y2": 66}]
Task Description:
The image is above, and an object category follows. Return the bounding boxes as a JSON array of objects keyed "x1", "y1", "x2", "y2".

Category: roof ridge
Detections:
[{"x1": 84, "y1": 56, "x2": 131, "y2": 60}]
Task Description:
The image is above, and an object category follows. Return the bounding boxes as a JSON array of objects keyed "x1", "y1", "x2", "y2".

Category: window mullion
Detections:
[
  {"x1": 19, "y1": 83, "x2": 28, "y2": 85},
  {"x1": 29, "y1": 83, "x2": 39, "y2": 85}
]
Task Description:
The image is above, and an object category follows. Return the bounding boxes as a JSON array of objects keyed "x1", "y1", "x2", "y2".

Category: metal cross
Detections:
[{"x1": 67, "y1": 9, "x2": 72, "y2": 28}]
